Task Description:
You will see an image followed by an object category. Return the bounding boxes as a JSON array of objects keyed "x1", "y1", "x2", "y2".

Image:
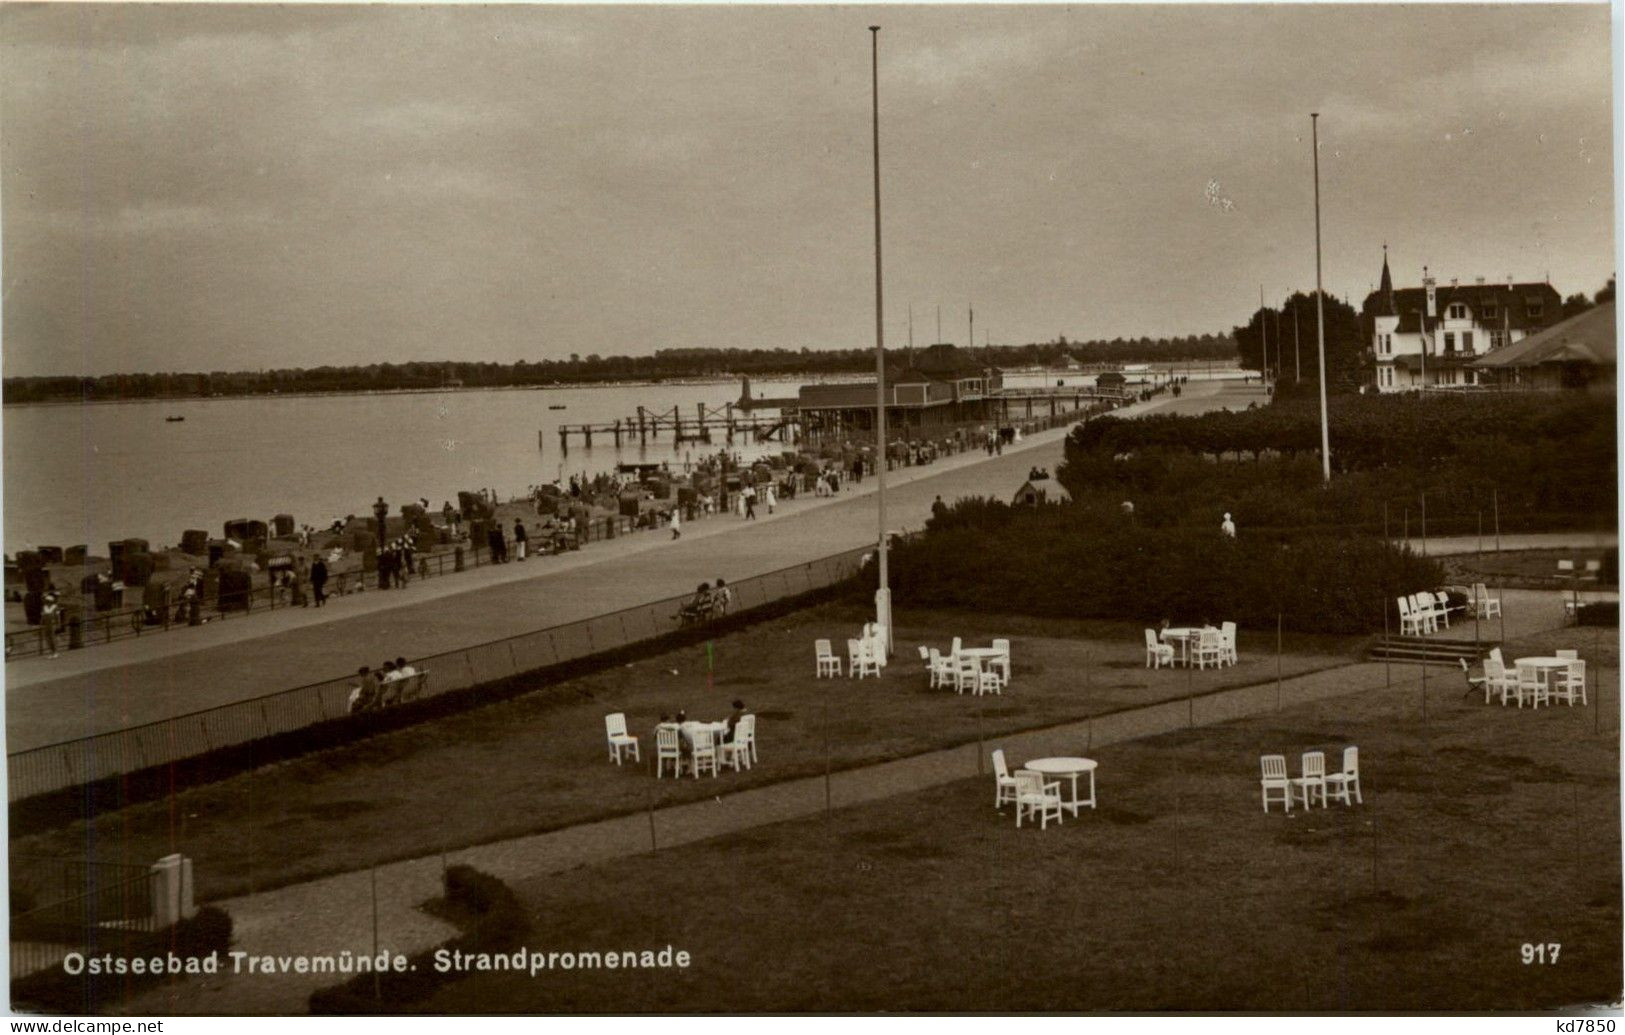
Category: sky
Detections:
[{"x1": 1, "y1": 3, "x2": 1615, "y2": 377}]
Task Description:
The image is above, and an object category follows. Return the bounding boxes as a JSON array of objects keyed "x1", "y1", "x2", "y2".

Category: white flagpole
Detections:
[{"x1": 1311, "y1": 113, "x2": 1331, "y2": 483}]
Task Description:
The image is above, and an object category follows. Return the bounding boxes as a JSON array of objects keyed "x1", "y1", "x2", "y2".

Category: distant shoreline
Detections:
[{"x1": 0, "y1": 376, "x2": 864, "y2": 410}]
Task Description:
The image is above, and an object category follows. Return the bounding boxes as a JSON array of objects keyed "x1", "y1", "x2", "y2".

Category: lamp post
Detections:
[
  {"x1": 869, "y1": 26, "x2": 892, "y2": 652},
  {"x1": 1311, "y1": 112, "x2": 1331, "y2": 483}
]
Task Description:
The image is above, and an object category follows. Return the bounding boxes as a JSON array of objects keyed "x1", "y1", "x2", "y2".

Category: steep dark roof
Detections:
[
  {"x1": 1362, "y1": 282, "x2": 1562, "y2": 333},
  {"x1": 1377, "y1": 251, "x2": 1395, "y2": 315}
]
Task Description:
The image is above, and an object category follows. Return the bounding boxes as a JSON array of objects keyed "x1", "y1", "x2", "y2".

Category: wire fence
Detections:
[
  {"x1": 6, "y1": 546, "x2": 874, "y2": 805},
  {"x1": 9, "y1": 855, "x2": 157, "y2": 980}
]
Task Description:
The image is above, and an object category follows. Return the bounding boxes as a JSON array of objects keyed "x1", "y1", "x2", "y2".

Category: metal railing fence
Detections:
[{"x1": 6, "y1": 546, "x2": 872, "y2": 804}]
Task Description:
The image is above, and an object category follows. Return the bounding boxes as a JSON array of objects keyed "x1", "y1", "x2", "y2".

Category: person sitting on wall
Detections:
[
  {"x1": 679, "y1": 583, "x2": 712, "y2": 623},
  {"x1": 349, "y1": 665, "x2": 381, "y2": 713}
]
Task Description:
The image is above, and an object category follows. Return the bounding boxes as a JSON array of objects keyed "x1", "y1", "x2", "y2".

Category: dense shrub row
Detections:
[
  {"x1": 309, "y1": 865, "x2": 529, "y2": 1014},
  {"x1": 906, "y1": 500, "x2": 1443, "y2": 635},
  {"x1": 12, "y1": 907, "x2": 233, "y2": 1013},
  {"x1": 1057, "y1": 393, "x2": 1615, "y2": 533},
  {"x1": 1066, "y1": 392, "x2": 1614, "y2": 472}
]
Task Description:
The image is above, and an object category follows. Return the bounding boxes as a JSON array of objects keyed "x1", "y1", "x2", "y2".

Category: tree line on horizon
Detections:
[{"x1": 3, "y1": 334, "x2": 1238, "y2": 403}]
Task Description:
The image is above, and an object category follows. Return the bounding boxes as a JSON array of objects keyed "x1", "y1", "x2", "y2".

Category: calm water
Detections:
[{"x1": 2, "y1": 380, "x2": 816, "y2": 551}]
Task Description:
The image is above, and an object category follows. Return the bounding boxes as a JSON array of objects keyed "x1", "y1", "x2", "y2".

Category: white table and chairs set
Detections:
[
  {"x1": 1148, "y1": 622, "x2": 1236, "y2": 669},
  {"x1": 603, "y1": 712, "x2": 758, "y2": 778},
  {"x1": 1462, "y1": 646, "x2": 1587, "y2": 709},
  {"x1": 921, "y1": 637, "x2": 1010, "y2": 695},
  {"x1": 992, "y1": 748, "x2": 1096, "y2": 830}
]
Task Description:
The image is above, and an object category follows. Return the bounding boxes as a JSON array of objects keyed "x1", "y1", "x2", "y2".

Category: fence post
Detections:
[
  {"x1": 371, "y1": 866, "x2": 381, "y2": 1002},
  {"x1": 1276, "y1": 614, "x2": 1284, "y2": 710},
  {"x1": 1419, "y1": 492, "x2": 1427, "y2": 557}
]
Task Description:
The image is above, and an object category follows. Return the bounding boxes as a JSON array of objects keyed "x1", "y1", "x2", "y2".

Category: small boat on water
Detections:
[
  {"x1": 548, "y1": 405, "x2": 567, "y2": 410},
  {"x1": 165, "y1": 416, "x2": 186, "y2": 422}
]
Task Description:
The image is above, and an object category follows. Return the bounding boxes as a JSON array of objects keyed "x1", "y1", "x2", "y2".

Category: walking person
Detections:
[
  {"x1": 1220, "y1": 512, "x2": 1237, "y2": 538},
  {"x1": 743, "y1": 484, "x2": 757, "y2": 520},
  {"x1": 514, "y1": 519, "x2": 529, "y2": 560},
  {"x1": 764, "y1": 483, "x2": 776, "y2": 515},
  {"x1": 310, "y1": 556, "x2": 329, "y2": 607},
  {"x1": 40, "y1": 583, "x2": 60, "y2": 658},
  {"x1": 669, "y1": 508, "x2": 681, "y2": 540}
]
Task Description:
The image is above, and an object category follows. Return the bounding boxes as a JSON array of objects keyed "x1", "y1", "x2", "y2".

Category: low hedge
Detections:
[
  {"x1": 12, "y1": 906, "x2": 233, "y2": 1014},
  {"x1": 308, "y1": 865, "x2": 529, "y2": 1014},
  {"x1": 903, "y1": 500, "x2": 1442, "y2": 635}
]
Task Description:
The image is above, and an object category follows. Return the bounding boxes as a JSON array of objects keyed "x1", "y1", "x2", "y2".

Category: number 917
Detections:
[{"x1": 1521, "y1": 942, "x2": 1561, "y2": 964}]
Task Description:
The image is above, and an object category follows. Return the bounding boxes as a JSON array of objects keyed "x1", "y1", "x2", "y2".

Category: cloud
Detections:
[{"x1": 893, "y1": 31, "x2": 1047, "y2": 91}]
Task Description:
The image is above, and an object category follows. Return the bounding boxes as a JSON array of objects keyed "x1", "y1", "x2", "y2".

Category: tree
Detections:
[
  {"x1": 1595, "y1": 277, "x2": 1616, "y2": 306},
  {"x1": 1562, "y1": 293, "x2": 1594, "y2": 320}
]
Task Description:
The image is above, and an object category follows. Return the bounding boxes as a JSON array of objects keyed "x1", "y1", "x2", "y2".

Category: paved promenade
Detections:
[{"x1": 5, "y1": 381, "x2": 1266, "y2": 751}]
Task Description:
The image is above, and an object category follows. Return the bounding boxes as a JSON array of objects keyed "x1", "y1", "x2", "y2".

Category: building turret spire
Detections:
[{"x1": 1379, "y1": 243, "x2": 1395, "y2": 314}]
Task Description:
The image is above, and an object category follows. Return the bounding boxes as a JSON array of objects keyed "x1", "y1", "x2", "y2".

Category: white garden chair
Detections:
[
  {"x1": 1408, "y1": 593, "x2": 1436, "y2": 634},
  {"x1": 740, "y1": 713, "x2": 759, "y2": 764},
  {"x1": 1515, "y1": 661, "x2": 1550, "y2": 709},
  {"x1": 1472, "y1": 583, "x2": 1501, "y2": 619},
  {"x1": 1397, "y1": 597, "x2": 1425, "y2": 636},
  {"x1": 1489, "y1": 647, "x2": 1505, "y2": 667},
  {"x1": 655, "y1": 726, "x2": 682, "y2": 778},
  {"x1": 1145, "y1": 629, "x2": 1174, "y2": 669},
  {"x1": 975, "y1": 663, "x2": 1002, "y2": 696},
  {"x1": 1192, "y1": 629, "x2": 1225, "y2": 670},
  {"x1": 1485, "y1": 657, "x2": 1518, "y2": 706},
  {"x1": 604, "y1": 712, "x2": 640, "y2": 765},
  {"x1": 990, "y1": 639, "x2": 1012, "y2": 685},
  {"x1": 815, "y1": 638, "x2": 841, "y2": 678},
  {"x1": 1459, "y1": 658, "x2": 1485, "y2": 700},
  {"x1": 1291, "y1": 751, "x2": 1327, "y2": 809},
  {"x1": 991, "y1": 748, "x2": 1019, "y2": 810},
  {"x1": 690, "y1": 727, "x2": 719, "y2": 778},
  {"x1": 1323, "y1": 746, "x2": 1362, "y2": 806},
  {"x1": 719, "y1": 718, "x2": 752, "y2": 772},
  {"x1": 848, "y1": 639, "x2": 879, "y2": 679},
  {"x1": 954, "y1": 656, "x2": 981, "y2": 694},
  {"x1": 1260, "y1": 754, "x2": 1292, "y2": 813},
  {"x1": 1421, "y1": 591, "x2": 1450, "y2": 629},
  {"x1": 1555, "y1": 660, "x2": 1587, "y2": 706},
  {"x1": 1219, "y1": 622, "x2": 1238, "y2": 665},
  {"x1": 1556, "y1": 649, "x2": 1579, "y2": 660},
  {"x1": 928, "y1": 648, "x2": 954, "y2": 688},
  {"x1": 1013, "y1": 769, "x2": 1063, "y2": 829},
  {"x1": 950, "y1": 636, "x2": 963, "y2": 657}
]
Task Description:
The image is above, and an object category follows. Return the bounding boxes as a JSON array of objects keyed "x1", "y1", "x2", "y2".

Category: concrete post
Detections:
[{"x1": 149, "y1": 853, "x2": 196, "y2": 927}]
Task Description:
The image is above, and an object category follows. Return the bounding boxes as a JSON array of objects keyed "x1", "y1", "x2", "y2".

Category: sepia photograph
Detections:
[{"x1": 0, "y1": 0, "x2": 1619, "y2": 1018}]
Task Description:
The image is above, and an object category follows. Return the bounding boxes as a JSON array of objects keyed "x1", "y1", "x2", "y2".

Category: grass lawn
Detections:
[
  {"x1": 419, "y1": 627, "x2": 1621, "y2": 1013},
  {"x1": 10, "y1": 603, "x2": 1359, "y2": 902}
]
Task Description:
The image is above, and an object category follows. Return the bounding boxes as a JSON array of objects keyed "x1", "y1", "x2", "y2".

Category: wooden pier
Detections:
[
  {"x1": 544, "y1": 385, "x2": 1129, "y2": 453},
  {"x1": 549, "y1": 403, "x2": 798, "y2": 452}
]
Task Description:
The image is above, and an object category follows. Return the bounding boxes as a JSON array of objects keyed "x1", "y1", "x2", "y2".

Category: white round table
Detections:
[
  {"x1": 1024, "y1": 757, "x2": 1097, "y2": 816},
  {"x1": 1159, "y1": 628, "x2": 1196, "y2": 666},
  {"x1": 956, "y1": 647, "x2": 1005, "y2": 660},
  {"x1": 1514, "y1": 657, "x2": 1572, "y2": 706}
]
